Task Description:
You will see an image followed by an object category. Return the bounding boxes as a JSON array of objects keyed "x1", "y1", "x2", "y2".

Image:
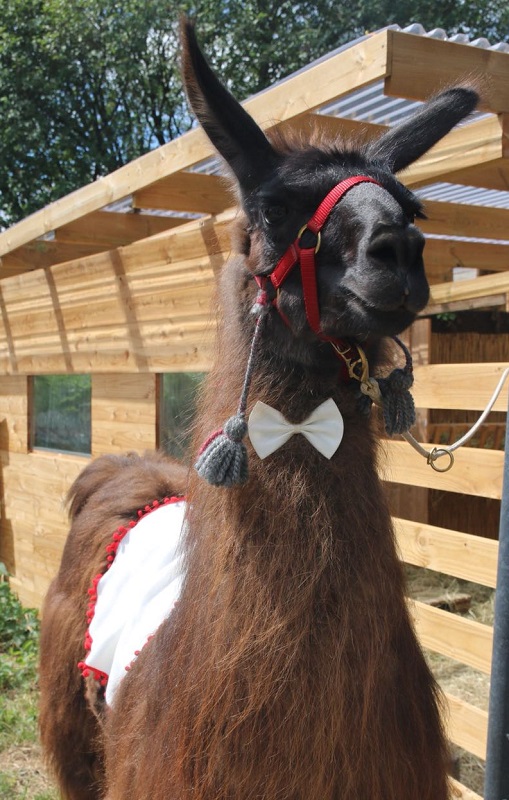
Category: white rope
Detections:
[{"x1": 362, "y1": 368, "x2": 509, "y2": 473}]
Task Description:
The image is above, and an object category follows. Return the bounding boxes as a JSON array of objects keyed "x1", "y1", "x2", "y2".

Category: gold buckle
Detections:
[{"x1": 332, "y1": 342, "x2": 369, "y2": 383}]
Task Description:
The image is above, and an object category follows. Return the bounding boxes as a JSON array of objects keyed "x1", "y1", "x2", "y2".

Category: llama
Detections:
[{"x1": 39, "y1": 20, "x2": 478, "y2": 800}]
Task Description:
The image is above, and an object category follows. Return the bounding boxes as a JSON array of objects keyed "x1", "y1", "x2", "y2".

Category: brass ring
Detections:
[
  {"x1": 297, "y1": 224, "x2": 321, "y2": 253},
  {"x1": 427, "y1": 447, "x2": 455, "y2": 473}
]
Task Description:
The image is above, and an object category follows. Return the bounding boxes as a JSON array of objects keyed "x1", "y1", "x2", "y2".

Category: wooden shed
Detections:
[{"x1": 0, "y1": 26, "x2": 508, "y2": 799}]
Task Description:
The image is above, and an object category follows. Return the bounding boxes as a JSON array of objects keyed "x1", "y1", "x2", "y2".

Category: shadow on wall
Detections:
[{"x1": 0, "y1": 418, "x2": 15, "y2": 574}]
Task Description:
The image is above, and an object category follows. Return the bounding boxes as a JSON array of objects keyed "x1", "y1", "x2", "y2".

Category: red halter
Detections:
[{"x1": 261, "y1": 174, "x2": 382, "y2": 337}]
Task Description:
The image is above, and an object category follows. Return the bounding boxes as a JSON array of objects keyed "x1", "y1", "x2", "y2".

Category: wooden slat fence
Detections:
[{"x1": 384, "y1": 361, "x2": 508, "y2": 789}]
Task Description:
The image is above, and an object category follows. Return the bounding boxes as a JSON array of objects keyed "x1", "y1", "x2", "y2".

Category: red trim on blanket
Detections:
[{"x1": 77, "y1": 495, "x2": 185, "y2": 687}]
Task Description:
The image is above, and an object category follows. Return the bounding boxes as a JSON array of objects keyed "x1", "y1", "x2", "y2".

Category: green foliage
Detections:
[
  {"x1": 0, "y1": 0, "x2": 190, "y2": 224},
  {"x1": 0, "y1": 0, "x2": 507, "y2": 225},
  {"x1": 0, "y1": 570, "x2": 58, "y2": 798},
  {"x1": 0, "y1": 568, "x2": 39, "y2": 653},
  {"x1": 0, "y1": 567, "x2": 40, "y2": 692},
  {"x1": 0, "y1": 686, "x2": 38, "y2": 746},
  {"x1": 160, "y1": 372, "x2": 204, "y2": 461}
]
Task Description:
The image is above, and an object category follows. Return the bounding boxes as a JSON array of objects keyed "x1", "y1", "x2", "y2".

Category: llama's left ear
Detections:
[
  {"x1": 180, "y1": 18, "x2": 279, "y2": 191},
  {"x1": 368, "y1": 87, "x2": 478, "y2": 173}
]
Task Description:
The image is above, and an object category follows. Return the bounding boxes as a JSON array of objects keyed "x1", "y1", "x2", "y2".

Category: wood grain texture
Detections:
[
  {"x1": 394, "y1": 517, "x2": 498, "y2": 587},
  {"x1": 410, "y1": 600, "x2": 492, "y2": 675},
  {"x1": 412, "y1": 362, "x2": 509, "y2": 412},
  {"x1": 0, "y1": 375, "x2": 27, "y2": 452},
  {"x1": 444, "y1": 693, "x2": 488, "y2": 761},
  {"x1": 386, "y1": 29, "x2": 509, "y2": 113},
  {"x1": 381, "y1": 440, "x2": 504, "y2": 499},
  {"x1": 92, "y1": 373, "x2": 157, "y2": 455}
]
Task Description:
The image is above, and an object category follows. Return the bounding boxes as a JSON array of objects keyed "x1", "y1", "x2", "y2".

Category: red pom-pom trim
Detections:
[{"x1": 77, "y1": 495, "x2": 185, "y2": 687}]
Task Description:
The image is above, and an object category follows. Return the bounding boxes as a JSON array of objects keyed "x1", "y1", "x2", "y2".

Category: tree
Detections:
[
  {"x1": 0, "y1": 0, "x2": 188, "y2": 224},
  {"x1": 0, "y1": 0, "x2": 506, "y2": 227}
]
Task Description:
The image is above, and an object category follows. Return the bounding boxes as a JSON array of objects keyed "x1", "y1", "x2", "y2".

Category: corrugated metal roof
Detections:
[{"x1": 107, "y1": 23, "x2": 509, "y2": 220}]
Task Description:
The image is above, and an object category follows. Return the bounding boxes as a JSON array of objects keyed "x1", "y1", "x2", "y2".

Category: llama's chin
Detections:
[
  {"x1": 343, "y1": 284, "x2": 426, "y2": 336},
  {"x1": 321, "y1": 303, "x2": 418, "y2": 341}
]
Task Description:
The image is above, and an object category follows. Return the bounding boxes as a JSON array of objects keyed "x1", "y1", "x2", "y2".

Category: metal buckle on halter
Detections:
[
  {"x1": 331, "y1": 342, "x2": 369, "y2": 384},
  {"x1": 297, "y1": 224, "x2": 321, "y2": 253}
]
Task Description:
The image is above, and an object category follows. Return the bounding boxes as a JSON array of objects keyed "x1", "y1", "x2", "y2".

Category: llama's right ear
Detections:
[
  {"x1": 367, "y1": 87, "x2": 479, "y2": 173},
  {"x1": 180, "y1": 19, "x2": 279, "y2": 191}
]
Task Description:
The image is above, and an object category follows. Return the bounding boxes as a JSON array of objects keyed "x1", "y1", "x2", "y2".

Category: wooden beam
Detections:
[
  {"x1": 424, "y1": 294, "x2": 507, "y2": 316},
  {"x1": 411, "y1": 600, "x2": 492, "y2": 675},
  {"x1": 394, "y1": 516, "x2": 498, "y2": 588},
  {"x1": 0, "y1": 240, "x2": 113, "y2": 275},
  {"x1": 56, "y1": 211, "x2": 183, "y2": 247},
  {"x1": 401, "y1": 114, "x2": 504, "y2": 188},
  {"x1": 91, "y1": 374, "x2": 157, "y2": 456},
  {"x1": 0, "y1": 30, "x2": 390, "y2": 257},
  {"x1": 412, "y1": 362, "x2": 509, "y2": 413},
  {"x1": 418, "y1": 200, "x2": 509, "y2": 241},
  {"x1": 381, "y1": 440, "x2": 504, "y2": 499},
  {"x1": 386, "y1": 29, "x2": 509, "y2": 113},
  {"x1": 430, "y1": 271, "x2": 509, "y2": 305},
  {"x1": 424, "y1": 237, "x2": 509, "y2": 278},
  {"x1": 449, "y1": 777, "x2": 483, "y2": 800},
  {"x1": 281, "y1": 113, "x2": 386, "y2": 143},
  {"x1": 444, "y1": 693, "x2": 488, "y2": 761},
  {"x1": 433, "y1": 157, "x2": 509, "y2": 193},
  {"x1": 133, "y1": 171, "x2": 234, "y2": 214},
  {"x1": 0, "y1": 375, "x2": 28, "y2": 453}
]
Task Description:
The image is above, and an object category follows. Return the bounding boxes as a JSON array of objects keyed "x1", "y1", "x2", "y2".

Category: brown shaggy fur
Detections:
[
  {"x1": 39, "y1": 452, "x2": 187, "y2": 799},
  {"x1": 99, "y1": 269, "x2": 448, "y2": 800}
]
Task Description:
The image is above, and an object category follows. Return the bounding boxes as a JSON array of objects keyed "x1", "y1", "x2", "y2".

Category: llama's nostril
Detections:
[
  {"x1": 368, "y1": 227, "x2": 424, "y2": 270},
  {"x1": 367, "y1": 232, "x2": 402, "y2": 267},
  {"x1": 370, "y1": 244, "x2": 398, "y2": 264}
]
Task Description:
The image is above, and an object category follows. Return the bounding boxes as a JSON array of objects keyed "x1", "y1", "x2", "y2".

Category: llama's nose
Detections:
[{"x1": 367, "y1": 225, "x2": 425, "y2": 274}]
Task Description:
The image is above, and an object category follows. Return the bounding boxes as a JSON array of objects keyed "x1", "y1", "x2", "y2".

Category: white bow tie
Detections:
[{"x1": 248, "y1": 398, "x2": 344, "y2": 460}]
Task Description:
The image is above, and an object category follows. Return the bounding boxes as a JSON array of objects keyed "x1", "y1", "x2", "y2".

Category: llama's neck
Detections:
[
  {"x1": 143, "y1": 267, "x2": 448, "y2": 800},
  {"x1": 187, "y1": 265, "x2": 396, "y2": 598}
]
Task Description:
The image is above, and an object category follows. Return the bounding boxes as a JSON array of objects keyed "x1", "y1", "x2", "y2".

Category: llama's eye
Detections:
[{"x1": 262, "y1": 205, "x2": 288, "y2": 225}]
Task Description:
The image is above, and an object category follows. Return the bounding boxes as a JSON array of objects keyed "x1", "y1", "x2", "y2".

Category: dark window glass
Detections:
[
  {"x1": 159, "y1": 373, "x2": 204, "y2": 461},
  {"x1": 30, "y1": 375, "x2": 91, "y2": 455}
]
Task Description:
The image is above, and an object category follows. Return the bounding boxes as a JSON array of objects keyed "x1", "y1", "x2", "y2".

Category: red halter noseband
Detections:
[{"x1": 256, "y1": 175, "x2": 382, "y2": 339}]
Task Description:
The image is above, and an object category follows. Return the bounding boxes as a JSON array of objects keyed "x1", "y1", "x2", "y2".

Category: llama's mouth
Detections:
[{"x1": 322, "y1": 287, "x2": 418, "y2": 338}]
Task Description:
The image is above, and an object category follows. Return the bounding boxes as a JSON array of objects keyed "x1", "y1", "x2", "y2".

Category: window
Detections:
[
  {"x1": 159, "y1": 373, "x2": 205, "y2": 461},
  {"x1": 30, "y1": 375, "x2": 91, "y2": 455}
]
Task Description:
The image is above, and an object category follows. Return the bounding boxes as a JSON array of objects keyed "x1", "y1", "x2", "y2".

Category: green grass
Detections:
[{"x1": 0, "y1": 565, "x2": 59, "y2": 799}]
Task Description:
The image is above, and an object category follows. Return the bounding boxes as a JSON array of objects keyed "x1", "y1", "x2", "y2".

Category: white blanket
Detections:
[{"x1": 84, "y1": 499, "x2": 187, "y2": 705}]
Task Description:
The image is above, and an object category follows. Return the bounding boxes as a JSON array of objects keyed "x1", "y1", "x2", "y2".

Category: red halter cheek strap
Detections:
[{"x1": 258, "y1": 175, "x2": 382, "y2": 340}]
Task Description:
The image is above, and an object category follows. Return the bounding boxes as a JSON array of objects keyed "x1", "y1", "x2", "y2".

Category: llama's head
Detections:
[{"x1": 181, "y1": 20, "x2": 477, "y2": 357}]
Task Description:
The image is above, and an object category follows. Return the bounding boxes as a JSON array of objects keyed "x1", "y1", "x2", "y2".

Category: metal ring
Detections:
[
  {"x1": 297, "y1": 224, "x2": 321, "y2": 253},
  {"x1": 427, "y1": 447, "x2": 455, "y2": 473}
]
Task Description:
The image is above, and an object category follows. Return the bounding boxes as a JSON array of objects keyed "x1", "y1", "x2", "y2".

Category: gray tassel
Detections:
[
  {"x1": 195, "y1": 415, "x2": 249, "y2": 487},
  {"x1": 357, "y1": 336, "x2": 416, "y2": 435},
  {"x1": 195, "y1": 306, "x2": 267, "y2": 488},
  {"x1": 377, "y1": 367, "x2": 416, "y2": 435},
  {"x1": 377, "y1": 336, "x2": 416, "y2": 435}
]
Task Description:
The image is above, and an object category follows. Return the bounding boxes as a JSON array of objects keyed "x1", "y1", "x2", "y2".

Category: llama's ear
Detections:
[
  {"x1": 368, "y1": 87, "x2": 478, "y2": 174},
  {"x1": 180, "y1": 18, "x2": 279, "y2": 191}
]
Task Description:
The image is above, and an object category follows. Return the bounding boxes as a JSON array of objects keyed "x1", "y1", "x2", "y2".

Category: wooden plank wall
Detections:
[
  {"x1": 382, "y1": 360, "x2": 507, "y2": 775},
  {"x1": 0, "y1": 373, "x2": 158, "y2": 606}
]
